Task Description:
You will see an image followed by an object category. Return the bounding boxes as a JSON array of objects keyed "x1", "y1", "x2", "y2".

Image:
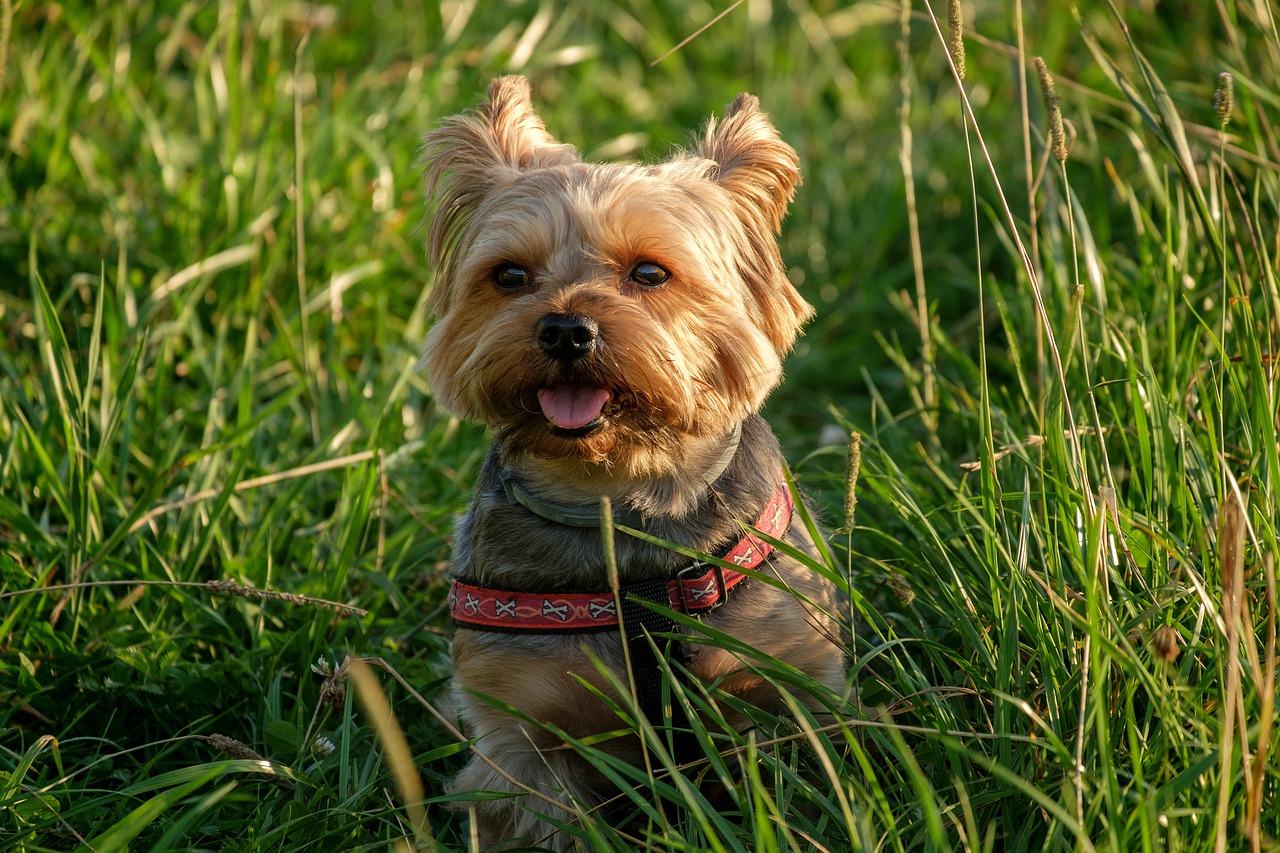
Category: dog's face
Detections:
[{"x1": 421, "y1": 77, "x2": 812, "y2": 475}]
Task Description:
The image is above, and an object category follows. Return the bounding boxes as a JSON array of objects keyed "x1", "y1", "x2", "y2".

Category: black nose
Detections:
[{"x1": 536, "y1": 312, "x2": 599, "y2": 361}]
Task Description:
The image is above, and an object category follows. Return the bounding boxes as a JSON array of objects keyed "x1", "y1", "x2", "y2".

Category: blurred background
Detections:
[{"x1": 7, "y1": 0, "x2": 1226, "y2": 440}]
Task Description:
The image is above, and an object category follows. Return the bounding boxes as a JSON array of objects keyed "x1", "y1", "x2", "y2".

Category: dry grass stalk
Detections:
[
  {"x1": 349, "y1": 659, "x2": 435, "y2": 851},
  {"x1": 206, "y1": 579, "x2": 366, "y2": 616},
  {"x1": 1, "y1": 578, "x2": 367, "y2": 618},
  {"x1": 128, "y1": 450, "x2": 377, "y2": 534},
  {"x1": 1215, "y1": 487, "x2": 1246, "y2": 853},
  {"x1": 1245, "y1": 551, "x2": 1275, "y2": 851}
]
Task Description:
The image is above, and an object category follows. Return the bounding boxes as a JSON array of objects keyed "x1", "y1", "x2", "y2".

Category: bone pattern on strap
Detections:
[{"x1": 449, "y1": 481, "x2": 794, "y2": 631}]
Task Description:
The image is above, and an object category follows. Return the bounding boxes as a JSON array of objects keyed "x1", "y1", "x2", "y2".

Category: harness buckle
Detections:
[{"x1": 676, "y1": 561, "x2": 728, "y2": 614}]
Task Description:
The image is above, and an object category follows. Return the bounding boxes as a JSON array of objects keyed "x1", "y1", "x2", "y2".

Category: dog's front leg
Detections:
[{"x1": 449, "y1": 635, "x2": 635, "y2": 850}]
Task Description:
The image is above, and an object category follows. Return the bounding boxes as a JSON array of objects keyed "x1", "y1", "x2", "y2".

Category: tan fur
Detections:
[{"x1": 422, "y1": 77, "x2": 844, "y2": 850}]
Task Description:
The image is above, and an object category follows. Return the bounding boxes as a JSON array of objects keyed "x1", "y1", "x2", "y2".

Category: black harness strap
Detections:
[
  {"x1": 619, "y1": 578, "x2": 679, "y2": 722},
  {"x1": 619, "y1": 577, "x2": 693, "y2": 751}
]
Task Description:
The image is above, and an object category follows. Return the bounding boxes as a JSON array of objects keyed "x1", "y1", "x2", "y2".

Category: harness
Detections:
[{"x1": 448, "y1": 475, "x2": 794, "y2": 730}]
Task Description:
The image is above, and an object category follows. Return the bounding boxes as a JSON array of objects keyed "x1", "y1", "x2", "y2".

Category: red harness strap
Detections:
[{"x1": 449, "y1": 481, "x2": 794, "y2": 631}]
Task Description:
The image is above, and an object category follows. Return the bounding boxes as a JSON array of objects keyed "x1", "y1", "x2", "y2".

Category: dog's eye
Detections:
[
  {"x1": 492, "y1": 263, "x2": 529, "y2": 289},
  {"x1": 629, "y1": 262, "x2": 669, "y2": 288}
]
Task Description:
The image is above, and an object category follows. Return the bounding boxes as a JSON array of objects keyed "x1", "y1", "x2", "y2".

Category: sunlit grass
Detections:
[{"x1": 2, "y1": 1, "x2": 1277, "y2": 849}]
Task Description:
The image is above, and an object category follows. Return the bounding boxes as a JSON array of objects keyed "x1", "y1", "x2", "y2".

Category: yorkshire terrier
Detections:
[{"x1": 421, "y1": 76, "x2": 845, "y2": 850}]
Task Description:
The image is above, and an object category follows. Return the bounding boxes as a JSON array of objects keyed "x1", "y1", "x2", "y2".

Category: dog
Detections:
[{"x1": 421, "y1": 76, "x2": 845, "y2": 850}]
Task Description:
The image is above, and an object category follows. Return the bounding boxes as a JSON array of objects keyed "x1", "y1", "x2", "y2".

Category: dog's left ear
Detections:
[{"x1": 697, "y1": 94, "x2": 801, "y2": 235}]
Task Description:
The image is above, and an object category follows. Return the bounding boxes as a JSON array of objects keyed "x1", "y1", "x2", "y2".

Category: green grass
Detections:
[{"x1": 2, "y1": 0, "x2": 1278, "y2": 850}]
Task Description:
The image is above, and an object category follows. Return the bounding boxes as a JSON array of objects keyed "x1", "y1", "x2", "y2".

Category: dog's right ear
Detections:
[{"x1": 421, "y1": 77, "x2": 579, "y2": 271}]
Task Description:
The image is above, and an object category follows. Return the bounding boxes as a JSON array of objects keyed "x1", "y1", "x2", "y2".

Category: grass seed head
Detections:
[
  {"x1": 1034, "y1": 56, "x2": 1069, "y2": 163},
  {"x1": 206, "y1": 733, "x2": 265, "y2": 761},
  {"x1": 1213, "y1": 71, "x2": 1234, "y2": 128},
  {"x1": 844, "y1": 431, "x2": 863, "y2": 532},
  {"x1": 1150, "y1": 626, "x2": 1180, "y2": 663},
  {"x1": 947, "y1": 0, "x2": 966, "y2": 81},
  {"x1": 887, "y1": 572, "x2": 916, "y2": 606},
  {"x1": 205, "y1": 735, "x2": 294, "y2": 788}
]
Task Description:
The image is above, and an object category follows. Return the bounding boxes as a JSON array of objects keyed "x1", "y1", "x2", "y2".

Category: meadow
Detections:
[{"x1": 2, "y1": 0, "x2": 1278, "y2": 850}]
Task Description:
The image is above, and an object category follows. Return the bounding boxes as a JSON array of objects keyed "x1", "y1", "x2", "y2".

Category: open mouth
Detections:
[{"x1": 537, "y1": 386, "x2": 610, "y2": 436}]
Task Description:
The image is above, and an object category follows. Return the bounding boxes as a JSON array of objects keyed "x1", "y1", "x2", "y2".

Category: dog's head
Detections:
[{"x1": 420, "y1": 76, "x2": 811, "y2": 474}]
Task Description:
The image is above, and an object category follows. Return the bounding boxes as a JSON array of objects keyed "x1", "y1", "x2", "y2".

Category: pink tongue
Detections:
[{"x1": 537, "y1": 387, "x2": 610, "y2": 430}]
